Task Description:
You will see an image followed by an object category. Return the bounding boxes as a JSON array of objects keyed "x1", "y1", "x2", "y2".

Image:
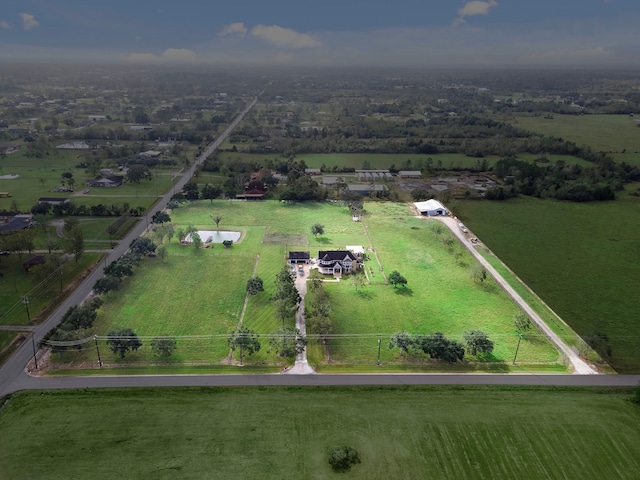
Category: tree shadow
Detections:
[
  {"x1": 394, "y1": 287, "x2": 413, "y2": 296},
  {"x1": 316, "y1": 237, "x2": 331, "y2": 245}
]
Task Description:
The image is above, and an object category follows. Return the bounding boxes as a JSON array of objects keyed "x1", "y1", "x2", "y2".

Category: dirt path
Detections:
[
  {"x1": 429, "y1": 215, "x2": 597, "y2": 374},
  {"x1": 282, "y1": 264, "x2": 316, "y2": 374}
]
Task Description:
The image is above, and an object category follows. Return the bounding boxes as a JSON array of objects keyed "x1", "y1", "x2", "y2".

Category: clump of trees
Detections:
[
  {"x1": 228, "y1": 326, "x2": 261, "y2": 365},
  {"x1": 328, "y1": 446, "x2": 361, "y2": 472},
  {"x1": 388, "y1": 331, "x2": 467, "y2": 363},
  {"x1": 106, "y1": 328, "x2": 142, "y2": 359}
]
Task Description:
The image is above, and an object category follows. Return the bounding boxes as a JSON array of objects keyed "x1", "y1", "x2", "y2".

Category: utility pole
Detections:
[
  {"x1": 377, "y1": 337, "x2": 382, "y2": 365},
  {"x1": 94, "y1": 335, "x2": 103, "y2": 367},
  {"x1": 512, "y1": 333, "x2": 523, "y2": 365},
  {"x1": 22, "y1": 296, "x2": 30, "y2": 322}
]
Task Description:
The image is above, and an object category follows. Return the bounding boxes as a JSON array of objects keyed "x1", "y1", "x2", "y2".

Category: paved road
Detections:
[{"x1": 0, "y1": 99, "x2": 257, "y2": 397}]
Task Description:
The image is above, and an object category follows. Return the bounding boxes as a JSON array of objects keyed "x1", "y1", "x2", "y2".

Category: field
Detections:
[
  {"x1": 511, "y1": 114, "x2": 640, "y2": 158},
  {"x1": 2, "y1": 386, "x2": 640, "y2": 479},
  {"x1": 458, "y1": 191, "x2": 640, "y2": 373},
  {"x1": 58, "y1": 201, "x2": 559, "y2": 370}
]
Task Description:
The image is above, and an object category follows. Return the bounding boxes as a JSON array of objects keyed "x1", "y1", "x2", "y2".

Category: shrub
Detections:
[{"x1": 328, "y1": 446, "x2": 361, "y2": 472}]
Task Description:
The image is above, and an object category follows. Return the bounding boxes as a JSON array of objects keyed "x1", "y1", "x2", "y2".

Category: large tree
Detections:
[
  {"x1": 388, "y1": 270, "x2": 407, "y2": 288},
  {"x1": 151, "y1": 211, "x2": 171, "y2": 225},
  {"x1": 106, "y1": 328, "x2": 142, "y2": 359},
  {"x1": 151, "y1": 337, "x2": 177, "y2": 359},
  {"x1": 246, "y1": 277, "x2": 264, "y2": 295},
  {"x1": 463, "y1": 330, "x2": 494, "y2": 356},
  {"x1": 311, "y1": 223, "x2": 324, "y2": 237},
  {"x1": 201, "y1": 184, "x2": 222, "y2": 203},
  {"x1": 269, "y1": 326, "x2": 306, "y2": 358},
  {"x1": 129, "y1": 237, "x2": 157, "y2": 256},
  {"x1": 272, "y1": 265, "x2": 301, "y2": 326},
  {"x1": 127, "y1": 164, "x2": 151, "y2": 183},
  {"x1": 228, "y1": 327, "x2": 261, "y2": 364}
]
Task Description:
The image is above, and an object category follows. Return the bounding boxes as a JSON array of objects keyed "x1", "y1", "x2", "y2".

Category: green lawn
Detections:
[
  {"x1": 2, "y1": 386, "x2": 640, "y2": 479},
  {"x1": 458, "y1": 193, "x2": 640, "y2": 373},
  {"x1": 511, "y1": 114, "x2": 640, "y2": 154},
  {"x1": 61, "y1": 200, "x2": 560, "y2": 370}
]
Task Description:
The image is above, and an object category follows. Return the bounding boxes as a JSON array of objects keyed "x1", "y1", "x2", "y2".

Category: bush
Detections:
[{"x1": 328, "y1": 446, "x2": 361, "y2": 472}]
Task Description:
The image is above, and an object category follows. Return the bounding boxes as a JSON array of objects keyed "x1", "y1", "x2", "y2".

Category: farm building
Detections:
[
  {"x1": 38, "y1": 197, "x2": 69, "y2": 205},
  {"x1": 304, "y1": 168, "x2": 321, "y2": 176},
  {"x1": 414, "y1": 199, "x2": 448, "y2": 216},
  {"x1": 288, "y1": 251, "x2": 310, "y2": 264},
  {"x1": 87, "y1": 176, "x2": 124, "y2": 188},
  {"x1": 22, "y1": 255, "x2": 46, "y2": 272},
  {"x1": 398, "y1": 171, "x2": 422, "y2": 178}
]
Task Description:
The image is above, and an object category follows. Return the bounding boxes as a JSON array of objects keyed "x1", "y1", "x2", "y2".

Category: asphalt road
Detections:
[{"x1": 0, "y1": 99, "x2": 257, "y2": 397}]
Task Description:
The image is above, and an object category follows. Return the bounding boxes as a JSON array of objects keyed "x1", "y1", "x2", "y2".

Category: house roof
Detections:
[
  {"x1": 289, "y1": 251, "x2": 310, "y2": 260},
  {"x1": 414, "y1": 199, "x2": 448, "y2": 213},
  {"x1": 399, "y1": 170, "x2": 422, "y2": 176},
  {"x1": 23, "y1": 255, "x2": 46, "y2": 266},
  {"x1": 318, "y1": 251, "x2": 358, "y2": 262},
  {"x1": 0, "y1": 215, "x2": 33, "y2": 233}
]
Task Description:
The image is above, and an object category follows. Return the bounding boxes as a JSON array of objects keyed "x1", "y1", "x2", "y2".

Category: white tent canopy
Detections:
[{"x1": 414, "y1": 199, "x2": 448, "y2": 216}]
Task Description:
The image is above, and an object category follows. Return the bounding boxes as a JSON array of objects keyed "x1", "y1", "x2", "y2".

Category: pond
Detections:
[{"x1": 185, "y1": 230, "x2": 241, "y2": 243}]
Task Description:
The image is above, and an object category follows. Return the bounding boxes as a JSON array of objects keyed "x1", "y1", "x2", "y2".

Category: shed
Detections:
[
  {"x1": 23, "y1": 255, "x2": 46, "y2": 272},
  {"x1": 414, "y1": 199, "x2": 448, "y2": 216},
  {"x1": 288, "y1": 251, "x2": 310, "y2": 264}
]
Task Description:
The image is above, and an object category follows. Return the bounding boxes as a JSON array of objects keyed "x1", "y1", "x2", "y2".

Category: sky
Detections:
[{"x1": 0, "y1": 0, "x2": 639, "y2": 67}]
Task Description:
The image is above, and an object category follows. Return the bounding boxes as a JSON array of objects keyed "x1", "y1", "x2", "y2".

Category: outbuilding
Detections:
[{"x1": 414, "y1": 199, "x2": 448, "y2": 216}]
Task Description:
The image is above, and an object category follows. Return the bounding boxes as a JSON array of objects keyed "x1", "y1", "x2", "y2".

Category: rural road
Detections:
[
  {"x1": 433, "y1": 215, "x2": 597, "y2": 374},
  {"x1": 0, "y1": 98, "x2": 257, "y2": 397}
]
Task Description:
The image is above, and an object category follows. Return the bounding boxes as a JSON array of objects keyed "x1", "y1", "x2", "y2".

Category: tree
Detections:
[
  {"x1": 191, "y1": 232, "x2": 202, "y2": 251},
  {"x1": 388, "y1": 331, "x2": 413, "y2": 355},
  {"x1": 129, "y1": 237, "x2": 157, "y2": 255},
  {"x1": 65, "y1": 226, "x2": 84, "y2": 263},
  {"x1": 463, "y1": 330, "x2": 494, "y2": 356},
  {"x1": 351, "y1": 272, "x2": 365, "y2": 291},
  {"x1": 93, "y1": 274, "x2": 121, "y2": 295},
  {"x1": 64, "y1": 304, "x2": 97, "y2": 330},
  {"x1": 156, "y1": 245, "x2": 168, "y2": 262},
  {"x1": 151, "y1": 211, "x2": 171, "y2": 225},
  {"x1": 201, "y1": 184, "x2": 222, "y2": 203},
  {"x1": 311, "y1": 223, "x2": 325, "y2": 237},
  {"x1": 471, "y1": 264, "x2": 487, "y2": 284},
  {"x1": 228, "y1": 326, "x2": 261, "y2": 364},
  {"x1": 272, "y1": 265, "x2": 301, "y2": 326},
  {"x1": 106, "y1": 328, "x2": 142, "y2": 359},
  {"x1": 211, "y1": 215, "x2": 222, "y2": 229},
  {"x1": 269, "y1": 326, "x2": 306, "y2": 358},
  {"x1": 329, "y1": 446, "x2": 361, "y2": 472},
  {"x1": 151, "y1": 337, "x2": 177, "y2": 359},
  {"x1": 246, "y1": 277, "x2": 264, "y2": 295},
  {"x1": 514, "y1": 313, "x2": 532, "y2": 335},
  {"x1": 127, "y1": 164, "x2": 151, "y2": 183},
  {"x1": 165, "y1": 224, "x2": 175, "y2": 244},
  {"x1": 183, "y1": 182, "x2": 199, "y2": 200},
  {"x1": 414, "y1": 332, "x2": 465, "y2": 363},
  {"x1": 388, "y1": 270, "x2": 407, "y2": 288}
]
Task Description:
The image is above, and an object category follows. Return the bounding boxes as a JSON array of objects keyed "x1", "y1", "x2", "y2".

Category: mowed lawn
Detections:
[
  {"x1": 318, "y1": 203, "x2": 558, "y2": 365},
  {"x1": 2, "y1": 387, "x2": 640, "y2": 480},
  {"x1": 459, "y1": 194, "x2": 640, "y2": 373}
]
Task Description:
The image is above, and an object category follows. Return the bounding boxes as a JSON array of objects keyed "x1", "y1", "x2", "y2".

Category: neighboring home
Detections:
[
  {"x1": 86, "y1": 175, "x2": 124, "y2": 188},
  {"x1": 22, "y1": 255, "x2": 46, "y2": 272},
  {"x1": 235, "y1": 191, "x2": 264, "y2": 200},
  {"x1": 305, "y1": 168, "x2": 321, "y2": 176},
  {"x1": 346, "y1": 184, "x2": 388, "y2": 196},
  {"x1": 38, "y1": 197, "x2": 69, "y2": 205},
  {"x1": 130, "y1": 125, "x2": 153, "y2": 131},
  {"x1": 414, "y1": 199, "x2": 448, "y2": 216},
  {"x1": 398, "y1": 171, "x2": 422, "y2": 179},
  {"x1": 0, "y1": 143, "x2": 21, "y2": 155},
  {"x1": 100, "y1": 168, "x2": 114, "y2": 176},
  {"x1": 288, "y1": 251, "x2": 310, "y2": 265},
  {"x1": 137, "y1": 150, "x2": 162, "y2": 159},
  {"x1": 0, "y1": 214, "x2": 34, "y2": 234},
  {"x1": 87, "y1": 115, "x2": 107, "y2": 122},
  {"x1": 56, "y1": 141, "x2": 90, "y2": 150},
  {"x1": 317, "y1": 250, "x2": 360, "y2": 276}
]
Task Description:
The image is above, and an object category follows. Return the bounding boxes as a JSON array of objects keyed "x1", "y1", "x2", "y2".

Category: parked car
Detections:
[
  {"x1": 0, "y1": 250, "x2": 10, "y2": 256},
  {"x1": 298, "y1": 267, "x2": 304, "y2": 276}
]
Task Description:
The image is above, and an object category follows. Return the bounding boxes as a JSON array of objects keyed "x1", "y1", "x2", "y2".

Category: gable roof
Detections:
[
  {"x1": 318, "y1": 250, "x2": 358, "y2": 262},
  {"x1": 414, "y1": 199, "x2": 447, "y2": 213},
  {"x1": 289, "y1": 251, "x2": 310, "y2": 260}
]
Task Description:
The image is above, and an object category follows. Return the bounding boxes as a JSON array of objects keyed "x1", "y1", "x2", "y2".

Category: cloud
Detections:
[
  {"x1": 218, "y1": 22, "x2": 247, "y2": 37},
  {"x1": 0, "y1": 21, "x2": 11, "y2": 29},
  {"x1": 454, "y1": 1, "x2": 497, "y2": 25},
  {"x1": 18, "y1": 13, "x2": 39, "y2": 30},
  {"x1": 126, "y1": 48, "x2": 198, "y2": 64},
  {"x1": 251, "y1": 24, "x2": 321, "y2": 48}
]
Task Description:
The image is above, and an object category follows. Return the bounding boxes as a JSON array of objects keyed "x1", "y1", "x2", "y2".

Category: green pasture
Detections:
[
  {"x1": 2, "y1": 386, "x2": 640, "y2": 479},
  {"x1": 511, "y1": 114, "x2": 640, "y2": 154},
  {"x1": 0, "y1": 331, "x2": 22, "y2": 366},
  {"x1": 0, "y1": 253, "x2": 100, "y2": 326},
  {"x1": 459, "y1": 193, "x2": 640, "y2": 373},
  {"x1": 66, "y1": 200, "x2": 560, "y2": 369}
]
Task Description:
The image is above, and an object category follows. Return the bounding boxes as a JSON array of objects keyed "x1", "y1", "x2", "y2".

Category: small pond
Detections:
[{"x1": 185, "y1": 230, "x2": 241, "y2": 243}]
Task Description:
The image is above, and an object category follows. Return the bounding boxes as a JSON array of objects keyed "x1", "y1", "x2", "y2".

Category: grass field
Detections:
[
  {"x1": 458, "y1": 192, "x2": 640, "y2": 373},
  {"x1": 511, "y1": 114, "x2": 640, "y2": 155},
  {"x1": 57, "y1": 200, "x2": 560, "y2": 370},
  {"x1": 1, "y1": 386, "x2": 640, "y2": 479}
]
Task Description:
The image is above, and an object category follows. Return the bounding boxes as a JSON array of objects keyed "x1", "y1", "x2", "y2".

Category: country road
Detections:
[{"x1": 0, "y1": 98, "x2": 257, "y2": 397}]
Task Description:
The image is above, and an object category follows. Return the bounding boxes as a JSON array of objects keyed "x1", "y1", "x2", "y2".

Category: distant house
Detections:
[
  {"x1": 0, "y1": 143, "x2": 21, "y2": 155},
  {"x1": 38, "y1": 197, "x2": 69, "y2": 205},
  {"x1": 305, "y1": 168, "x2": 322, "y2": 176},
  {"x1": 398, "y1": 171, "x2": 422, "y2": 179},
  {"x1": 0, "y1": 192, "x2": 11, "y2": 198},
  {"x1": 137, "y1": 150, "x2": 162, "y2": 159},
  {"x1": 0, "y1": 214, "x2": 34, "y2": 234},
  {"x1": 22, "y1": 255, "x2": 46, "y2": 272},
  {"x1": 355, "y1": 170, "x2": 392, "y2": 181},
  {"x1": 87, "y1": 115, "x2": 107, "y2": 122},
  {"x1": 87, "y1": 175, "x2": 124, "y2": 188},
  {"x1": 130, "y1": 125, "x2": 153, "y2": 131},
  {"x1": 414, "y1": 199, "x2": 448, "y2": 216},
  {"x1": 56, "y1": 141, "x2": 89, "y2": 150},
  {"x1": 317, "y1": 250, "x2": 360, "y2": 276}
]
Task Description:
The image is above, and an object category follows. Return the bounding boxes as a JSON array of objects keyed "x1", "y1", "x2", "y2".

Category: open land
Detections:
[{"x1": 1, "y1": 386, "x2": 640, "y2": 479}]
